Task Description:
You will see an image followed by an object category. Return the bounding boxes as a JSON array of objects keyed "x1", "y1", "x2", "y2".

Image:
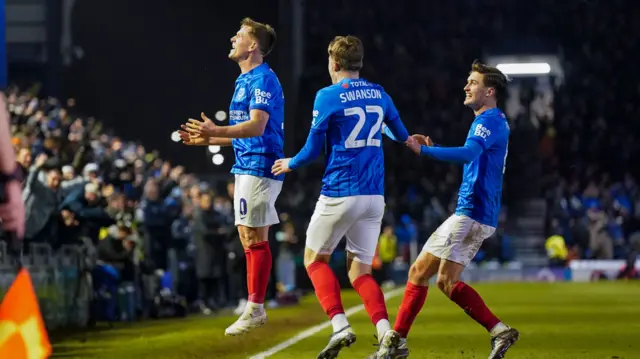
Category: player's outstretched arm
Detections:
[
  {"x1": 407, "y1": 138, "x2": 483, "y2": 164},
  {"x1": 381, "y1": 93, "x2": 410, "y2": 143},
  {"x1": 272, "y1": 88, "x2": 331, "y2": 176},
  {"x1": 271, "y1": 131, "x2": 324, "y2": 176}
]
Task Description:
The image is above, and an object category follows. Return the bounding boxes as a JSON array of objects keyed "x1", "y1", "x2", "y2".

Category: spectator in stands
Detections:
[
  {"x1": 59, "y1": 182, "x2": 114, "y2": 246},
  {"x1": 193, "y1": 191, "x2": 227, "y2": 313},
  {"x1": 97, "y1": 221, "x2": 136, "y2": 281},
  {"x1": 376, "y1": 225, "x2": 398, "y2": 285},
  {"x1": 60, "y1": 165, "x2": 82, "y2": 192},
  {"x1": 22, "y1": 153, "x2": 63, "y2": 246},
  {"x1": 140, "y1": 179, "x2": 173, "y2": 270},
  {"x1": 95, "y1": 220, "x2": 136, "y2": 321},
  {"x1": 16, "y1": 147, "x2": 31, "y2": 180},
  {"x1": 587, "y1": 208, "x2": 614, "y2": 259},
  {"x1": 170, "y1": 201, "x2": 196, "y2": 299},
  {"x1": 275, "y1": 217, "x2": 298, "y2": 293}
]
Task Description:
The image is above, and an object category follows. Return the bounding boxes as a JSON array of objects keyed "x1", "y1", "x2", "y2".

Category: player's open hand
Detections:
[
  {"x1": 184, "y1": 112, "x2": 218, "y2": 137},
  {"x1": 272, "y1": 158, "x2": 292, "y2": 176},
  {"x1": 177, "y1": 129, "x2": 207, "y2": 146}
]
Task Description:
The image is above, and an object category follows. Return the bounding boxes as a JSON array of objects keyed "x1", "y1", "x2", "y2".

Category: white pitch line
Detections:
[{"x1": 247, "y1": 287, "x2": 405, "y2": 359}]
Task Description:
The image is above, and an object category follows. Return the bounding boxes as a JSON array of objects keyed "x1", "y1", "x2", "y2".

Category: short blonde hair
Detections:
[
  {"x1": 241, "y1": 18, "x2": 277, "y2": 57},
  {"x1": 328, "y1": 35, "x2": 364, "y2": 72}
]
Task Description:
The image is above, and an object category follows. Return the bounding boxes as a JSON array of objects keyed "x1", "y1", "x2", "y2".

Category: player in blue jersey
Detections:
[
  {"x1": 371, "y1": 60, "x2": 519, "y2": 359},
  {"x1": 178, "y1": 18, "x2": 284, "y2": 336},
  {"x1": 271, "y1": 35, "x2": 413, "y2": 359}
]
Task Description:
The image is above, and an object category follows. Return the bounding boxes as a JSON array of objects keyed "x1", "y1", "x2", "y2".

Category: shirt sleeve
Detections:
[
  {"x1": 249, "y1": 75, "x2": 277, "y2": 115},
  {"x1": 466, "y1": 114, "x2": 502, "y2": 150},
  {"x1": 382, "y1": 93, "x2": 409, "y2": 142},
  {"x1": 309, "y1": 89, "x2": 332, "y2": 134},
  {"x1": 420, "y1": 139, "x2": 484, "y2": 164},
  {"x1": 289, "y1": 90, "x2": 332, "y2": 170}
]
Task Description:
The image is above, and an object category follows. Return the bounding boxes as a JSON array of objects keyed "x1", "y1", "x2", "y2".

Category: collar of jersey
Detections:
[
  {"x1": 337, "y1": 78, "x2": 361, "y2": 86},
  {"x1": 239, "y1": 62, "x2": 270, "y2": 79},
  {"x1": 478, "y1": 107, "x2": 502, "y2": 118}
]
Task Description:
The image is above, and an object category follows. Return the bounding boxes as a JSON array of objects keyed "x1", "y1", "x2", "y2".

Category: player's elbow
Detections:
[
  {"x1": 460, "y1": 156, "x2": 474, "y2": 165},
  {"x1": 242, "y1": 121, "x2": 266, "y2": 137},
  {"x1": 248, "y1": 110, "x2": 269, "y2": 137},
  {"x1": 460, "y1": 145, "x2": 482, "y2": 164},
  {"x1": 248, "y1": 125, "x2": 265, "y2": 137}
]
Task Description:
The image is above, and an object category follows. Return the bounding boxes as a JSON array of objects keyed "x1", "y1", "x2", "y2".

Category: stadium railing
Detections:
[{"x1": 0, "y1": 241, "x2": 91, "y2": 329}]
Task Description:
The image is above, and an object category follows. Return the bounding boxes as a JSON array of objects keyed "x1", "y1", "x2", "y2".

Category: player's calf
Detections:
[
  {"x1": 305, "y1": 250, "x2": 350, "y2": 333},
  {"x1": 392, "y1": 252, "x2": 439, "y2": 339},
  {"x1": 443, "y1": 277, "x2": 511, "y2": 337},
  {"x1": 347, "y1": 257, "x2": 390, "y2": 340},
  {"x1": 227, "y1": 225, "x2": 271, "y2": 336}
]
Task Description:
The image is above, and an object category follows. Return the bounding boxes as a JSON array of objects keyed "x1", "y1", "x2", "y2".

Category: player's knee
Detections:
[
  {"x1": 435, "y1": 274, "x2": 456, "y2": 296},
  {"x1": 347, "y1": 259, "x2": 372, "y2": 285},
  {"x1": 303, "y1": 247, "x2": 330, "y2": 268},
  {"x1": 409, "y1": 261, "x2": 429, "y2": 284},
  {"x1": 238, "y1": 226, "x2": 267, "y2": 247}
]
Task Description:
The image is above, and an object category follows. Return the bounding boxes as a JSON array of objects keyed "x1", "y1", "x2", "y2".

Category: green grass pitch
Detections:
[{"x1": 52, "y1": 282, "x2": 640, "y2": 359}]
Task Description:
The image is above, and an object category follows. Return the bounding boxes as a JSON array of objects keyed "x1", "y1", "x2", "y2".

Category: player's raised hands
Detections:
[
  {"x1": 177, "y1": 129, "x2": 207, "y2": 146},
  {"x1": 271, "y1": 158, "x2": 292, "y2": 176},
  {"x1": 184, "y1": 112, "x2": 218, "y2": 137}
]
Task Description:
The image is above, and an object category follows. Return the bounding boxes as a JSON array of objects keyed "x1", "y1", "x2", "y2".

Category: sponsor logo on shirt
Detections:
[
  {"x1": 235, "y1": 87, "x2": 246, "y2": 101},
  {"x1": 473, "y1": 124, "x2": 491, "y2": 140},
  {"x1": 254, "y1": 89, "x2": 272, "y2": 105}
]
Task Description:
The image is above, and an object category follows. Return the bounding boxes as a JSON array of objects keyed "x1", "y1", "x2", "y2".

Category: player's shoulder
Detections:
[
  {"x1": 315, "y1": 84, "x2": 339, "y2": 100},
  {"x1": 360, "y1": 79, "x2": 386, "y2": 92},
  {"x1": 476, "y1": 108, "x2": 506, "y2": 120},
  {"x1": 476, "y1": 108, "x2": 509, "y2": 128},
  {"x1": 248, "y1": 64, "x2": 281, "y2": 86}
]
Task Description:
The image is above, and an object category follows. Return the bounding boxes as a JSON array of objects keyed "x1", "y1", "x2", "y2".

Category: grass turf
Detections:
[{"x1": 52, "y1": 282, "x2": 640, "y2": 359}]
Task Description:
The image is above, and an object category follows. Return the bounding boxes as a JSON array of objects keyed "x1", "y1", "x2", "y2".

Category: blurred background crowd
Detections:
[{"x1": 1, "y1": 0, "x2": 638, "y2": 327}]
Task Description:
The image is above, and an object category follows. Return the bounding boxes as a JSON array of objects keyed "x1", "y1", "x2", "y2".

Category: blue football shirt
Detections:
[
  {"x1": 455, "y1": 108, "x2": 510, "y2": 227},
  {"x1": 309, "y1": 78, "x2": 408, "y2": 197},
  {"x1": 228, "y1": 63, "x2": 285, "y2": 181}
]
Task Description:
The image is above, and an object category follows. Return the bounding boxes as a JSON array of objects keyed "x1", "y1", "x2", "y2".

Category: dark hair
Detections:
[
  {"x1": 240, "y1": 18, "x2": 277, "y2": 57},
  {"x1": 328, "y1": 35, "x2": 364, "y2": 71},
  {"x1": 471, "y1": 59, "x2": 508, "y2": 104}
]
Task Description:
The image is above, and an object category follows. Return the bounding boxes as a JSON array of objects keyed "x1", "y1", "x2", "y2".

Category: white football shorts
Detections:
[
  {"x1": 422, "y1": 214, "x2": 496, "y2": 267},
  {"x1": 234, "y1": 174, "x2": 283, "y2": 227},
  {"x1": 305, "y1": 195, "x2": 385, "y2": 265}
]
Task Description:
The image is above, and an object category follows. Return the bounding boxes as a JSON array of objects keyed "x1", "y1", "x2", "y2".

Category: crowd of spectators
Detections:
[{"x1": 537, "y1": 1, "x2": 640, "y2": 269}]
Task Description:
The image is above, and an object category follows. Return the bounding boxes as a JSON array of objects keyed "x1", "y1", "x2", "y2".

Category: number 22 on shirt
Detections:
[{"x1": 343, "y1": 105, "x2": 384, "y2": 149}]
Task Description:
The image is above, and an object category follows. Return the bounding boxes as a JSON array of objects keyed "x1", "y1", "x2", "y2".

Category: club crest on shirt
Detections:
[{"x1": 235, "y1": 87, "x2": 246, "y2": 101}]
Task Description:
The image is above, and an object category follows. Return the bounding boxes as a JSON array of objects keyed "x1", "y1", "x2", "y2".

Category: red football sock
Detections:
[
  {"x1": 352, "y1": 274, "x2": 388, "y2": 324},
  {"x1": 247, "y1": 241, "x2": 271, "y2": 304},
  {"x1": 450, "y1": 282, "x2": 501, "y2": 331},
  {"x1": 306, "y1": 261, "x2": 344, "y2": 319},
  {"x1": 244, "y1": 249, "x2": 253, "y2": 298},
  {"x1": 393, "y1": 282, "x2": 428, "y2": 338}
]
